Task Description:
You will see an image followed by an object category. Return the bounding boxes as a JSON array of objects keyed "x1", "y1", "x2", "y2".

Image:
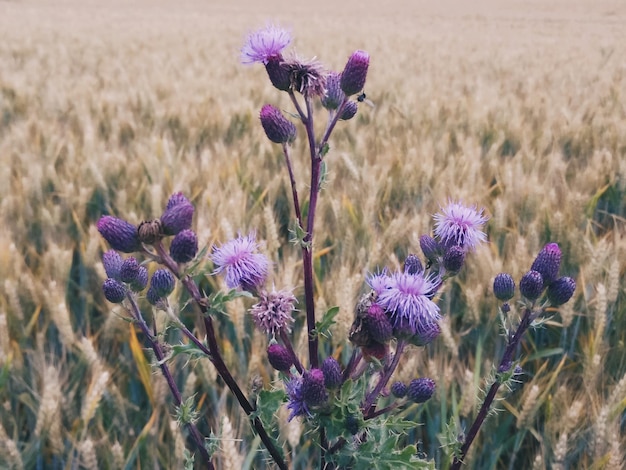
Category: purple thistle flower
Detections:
[
  {"x1": 103, "y1": 278, "x2": 127, "y2": 304},
  {"x1": 376, "y1": 271, "x2": 441, "y2": 334},
  {"x1": 519, "y1": 270, "x2": 544, "y2": 300},
  {"x1": 433, "y1": 202, "x2": 488, "y2": 252},
  {"x1": 340, "y1": 50, "x2": 370, "y2": 96},
  {"x1": 170, "y1": 229, "x2": 199, "y2": 263},
  {"x1": 97, "y1": 216, "x2": 141, "y2": 253},
  {"x1": 241, "y1": 24, "x2": 291, "y2": 65},
  {"x1": 166, "y1": 192, "x2": 191, "y2": 210},
  {"x1": 249, "y1": 288, "x2": 296, "y2": 335},
  {"x1": 302, "y1": 369, "x2": 328, "y2": 407},
  {"x1": 339, "y1": 100, "x2": 358, "y2": 121},
  {"x1": 259, "y1": 104, "x2": 297, "y2": 144},
  {"x1": 321, "y1": 72, "x2": 345, "y2": 110},
  {"x1": 161, "y1": 201, "x2": 194, "y2": 236},
  {"x1": 267, "y1": 344, "x2": 293, "y2": 372},
  {"x1": 321, "y1": 357, "x2": 342, "y2": 389},
  {"x1": 442, "y1": 246, "x2": 466, "y2": 273},
  {"x1": 285, "y1": 376, "x2": 309, "y2": 421},
  {"x1": 366, "y1": 270, "x2": 392, "y2": 296},
  {"x1": 211, "y1": 233, "x2": 269, "y2": 292},
  {"x1": 102, "y1": 250, "x2": 123, "y2": 280},
  {"x1": 407, "y1": 377, "x2": 436, "y2": 403},
  {"x1": 493, "y1": 273, "x2": 515, "y2": 301},
  {"x1": 547, "y1": 276, "x2": 576, "y2": 306},
  {"x1": 364, "y1": 303, "x2": 393, "y2": 343},
  {"x1": 531, "y1": 243, "x2": 562, "y2": 285}
]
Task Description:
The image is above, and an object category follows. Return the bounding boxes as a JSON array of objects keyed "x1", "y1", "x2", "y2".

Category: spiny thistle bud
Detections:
[
  {"x1": 102, "y1": 250, "x2": 123, "y2": 280},
  {"x1": 150, "y1": 269, "x2": 175, "y2": 298},
  {"x1": 493, "y1": 273, "x2": 515, "y2": 301},
  {"x1": 530, "y1": 243, "x2": 562, "y2": 285},
  {"x1": 267, "y1": 344, "x2": 293, "y2": 372},
  {"x1": 119, "y1": 257, "x2": 140, "y2": 284},
  {"x1": 170, "y1": 229, "x2": 198, "y2": 263},
  {"x1": 138, "y1": 219, "x2": 163, "y2": 244},
  {"x1": 260, "y1": 104, "x2": 297, "y2": 144},
  {"x1": 321, "y1": 72, "x2": 345, "y2": 110},
  {"x1": 339, "y1": 100, "x2": 358, "y2": 121},
  {"x1": 340, "y1": 50, "x2": 369, "y2": 96},
  {"x1": 547, "y1": 276, "x2": 576, "y2": 306},
  {"x1": 97, "y1": 216, "x2": 141, "y2": 253},
  {"x1": 321, "y1": 357, "x2": 342, "y2": 389},
  {"x1": 391, "y1": 381, "x2": 407, "y2": 398},
  {"x1": 404, "y1": 253, "x2": 423, "y2": 275},
  {"x1": 302, "y1": 369, "x2": 328, "y2": 407},
  {"x1": 411, "y1": 320, "x2": 441, "y2": 347},
  {"x1": 166, "y1": 192, "x2": 191, "y2": 210},
  {"x1": 265, "y1": 56, "x2": 291, "y2": 91},
  {"x1": 443, "y1": 246, "x2": 466, "y2": 273},
  {"x1": 365, "y1": 303, "x2": 393, "y2": 343},
  {"x1": 130, "y1": 266, "x2": 148, "y2": 292},
  {"x1": 407, "y1": 378, "x2": 436, "y2": 403},
  {"x1": 103, "y1": 278, "x2": 127, "y2": 304},
  {"x1": 161, "y1": 202, "x2": 194, "y2": 236},
  {"x1": 420, "y1": 235, "x2": 441, "y2": 263},
  {"x1": 146, "y1": 285, "x2": 163, "y2": 306},
  {"x1": 519, "y1": 270, "x2": 544, "y2": 300}
]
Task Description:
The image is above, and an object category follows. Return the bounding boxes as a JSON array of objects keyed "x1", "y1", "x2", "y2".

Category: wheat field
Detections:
[{"x1": 0, "y1": 0, "x2": 625, "y2": 468}]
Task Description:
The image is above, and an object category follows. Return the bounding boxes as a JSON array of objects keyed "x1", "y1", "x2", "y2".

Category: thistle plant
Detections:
[{"x1": 95, "y1": 23, "x2": 577, "y2": 469}]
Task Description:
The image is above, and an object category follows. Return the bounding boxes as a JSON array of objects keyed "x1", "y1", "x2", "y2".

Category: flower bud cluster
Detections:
[{"x1": 391, "y1": 378, "x2": 436, "y2": 404}]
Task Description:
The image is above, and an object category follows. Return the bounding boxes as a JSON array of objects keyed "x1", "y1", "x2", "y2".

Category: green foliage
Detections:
[{"x1": 313, "y1": 306, "x2": 340, "y2": 339}]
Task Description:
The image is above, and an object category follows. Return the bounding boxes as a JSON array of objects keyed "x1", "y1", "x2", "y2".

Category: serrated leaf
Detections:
[{"x1": 313, "y1": 306, "x2": 339, "y2": 338}]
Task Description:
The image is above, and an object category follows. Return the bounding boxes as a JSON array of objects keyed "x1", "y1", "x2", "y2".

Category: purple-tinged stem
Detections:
[
  {"x1": 279, "y1": 329, "x2": 303, "y2": 374},
  {"x1": 126, "y1": 294, "x2": 214, "y2": 468},
  {"x1": 366, "y1": 402, "x2": 401, "y2": 420},
  {"x1": 318, "y1": 98, "x2": 348, "y2": 155},
  {"x1": 451, "y1": 307, "x2": 536, "y2": 469},
  {"x1": 362, "y1": 341, "x2": 406, "y2": 416},
  {"x1": 281, "y1": 143, "x2": 303, "y2": 227},
  {"x1": 288, "y1": 90, "x2": 307, "y2": 124},
  {"x1": 342, "y1": 349, "x2": 362, "y2": 383}
]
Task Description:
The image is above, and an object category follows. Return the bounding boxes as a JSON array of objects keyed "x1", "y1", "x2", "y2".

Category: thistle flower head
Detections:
[
  {"x1": 161, "y1": 201, "x2": 194, "y2": 236},
  {"x1": 442, "y1": 246, "x2": 466, "y2": 273},
  {"x1": 519, "y1": 270, "x2": 544, "y2": 300},
  {"x1": 170, "y1": 229, "x2": 199, "y2": 263},
  {"x1": 249, "y1": 287, "x2": 296, "y2": 335},
  {"x1": 130, "y1": 266, "x2": 148, "y2": 292},
  {"x1": 366, "y1": 270, "x2": 391, "y2": 296},
  {"x1": 259, "y1": 104, "x2": 297, "y2": 144},
  {"x1": 321, "y1": 72, "x2": 345, "y2": 110},
  {"x1": 97, "y1": 216, "x2": 141, "y2": 253},
  {"x1": 339, "y1": 100, "x2": 358, "y2": 121},
  {"x1": 410, "y1": 319, "x2": 441, "y2": 346},
  {"x1": 119, "y1": 257, "x2": 140, "y2": 284},
  {"x1": 284, "y1": 56, "x2": 327, "y2": 97},
  {"x1": 102, "y1": 250, "x2": 123, "y2": 280},
  {"x1": 285, "y1": 376, "x2": 309, "y2": 421},
  {"x1": 241, "y1": 23, "x2": 291, "y2": 65},
  {"x1": 267, "y1": 344, "x2": 293, "y2": 372},
  {"x1": 407, "y1": 377, "x2": 436, "y2": 403},
  {"x1": 321, "y1": 357, "x2": 342, "y2": 389},
  {"x1": 150, "y1": 269, "x2": 176, "y2": 298},
  {"x1": 493, "y1": 273, "x2": 515, "y2": 301},
  {"x1": 364, "y1": 302, "x2": 393, "y2": 343},
  {"x1": 211, "y1": 233, "x2": 269, "y2": 292},
  {"x1": 166, "y1": 192, "x2": 191, "y2": 210},
  {"x1": 376, "y1": 271, "x2": 441, "y2": 335},
  {"x1": 265, "y1": 55, "x2": 291, "y2": 91},
  {"x1": 340, "y1": 50, "x2": 370, "y2": 96},
  {"x1": 391, "y1": 381, "x2": 407, "y2": 398},
  {"x1": 102, "y1": 278, "x2": 127, "y2": 304},
  {"x1": 547, "y1": 276, "x2": 576, "y2": 306},
  {"x1": 419, "y1": 234, "x2": 441, "y2": 262},
  {"x1": 403, "y1": 253, "x2": 423, "y2": 275},
  {"x1": 433, "y1": 202, "x2": 488, "y2": 252},
  {"x1": 302, "y1": 369, "x2": 328, "y2": 407},
  {"x1": 531, "y1": 243, "x2": 562, "y2": 285}
]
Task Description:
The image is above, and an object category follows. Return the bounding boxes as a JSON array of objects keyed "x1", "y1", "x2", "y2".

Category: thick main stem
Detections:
[{"x1": 451, "y1": 307, "x2": 535, "y2": 469}]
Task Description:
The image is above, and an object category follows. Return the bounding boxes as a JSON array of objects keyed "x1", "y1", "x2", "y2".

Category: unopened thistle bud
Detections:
[
  {"x1": 365, "y1": 303, "x2": 393, "y2": 343},
  {"x1": 339, "y1": 100, "x2": 358, "y2": 121},
  {"x1": 119, "y1": 257, "x2": 140, "y2": 284},
  {"x1": 321, "y1": 357, "x2": 342, "y2": 389},
  {"x1": 391, "y1": 381, "x2": 407, "y2": 398},
  {"x1": 102, "y1": 250, "x2": 123, "y2": 280},
  {"x1": 170, "y1": 229, "x2": 198, "y2": 263},
  {"x1": 443, "y1": 246, "x2": 466, "y2": 273},
  {"x1": 146, "y1": 285, "x2": 163, "y2": 306},
  {"x1": 166, "y1": 192, "x2": 191, "y2": 210},
  {"x1": 519, "y1": 270, "x2": 544, "y2": 300},
  {"x1": 97, "y1": 216, "x2": 141, "y2": 253},
  {"x1": 340, "y1": 50, "x2": 370, "y2": 96},
  {"x1": 407, "y1": 378, "x2": 436, "y2": 403},
  {"x1": 161, "y1": 202, "x2": 194, "y2": 236},
  {"x1": 267, "y1": 344, "x2": 293, "y2": 372},
  {"x1": 493, "y1": 273, "x2": 515, "y2": 301},
  {"x1": 420, "y1": 235, "x2": 441, "y2": 262},
  {"x1": 260, "y1": 104, "x2": 297, "y2": 144},
  {"x1": 265, "y1": 56, "x2": 291, "y2": 91},
  {"x1": 404, "y1": 254, "x2": 423, "y2": 275},
  {"x1": 411, "y1": 320, "x2": 441, "y2": 346},
  {"x1": 321, "y1": 72, "x2": 345, "y2": 110},
  {"x1": 130, "y1": 266, "x2": 148, "y2": 292},
  {"x1": 103, "y1": 278, "x2": 127, "y2": 303},
  {"x1": 302, "y1": 369, "x2": 328, "y2": 407},
  {"x1": 531, "y1": 243, "x2": 562, "y2": 285},
  {"x1": 547, "y1": 276, "x2": 576, "y2": 306},
  {"x1": 150, "y1": 269, "x2": 175, "y2": 298}
]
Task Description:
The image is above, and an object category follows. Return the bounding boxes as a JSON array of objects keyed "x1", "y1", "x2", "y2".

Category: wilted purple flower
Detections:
[
  {"x1": 241, "y1": 24, "x2": 291, "y2": 65},
  {"x1": 519, "y1": 270, "x2": 544, "y2": 300},
  {"x1": 150, "y1": 269, "x2": 176, "y2": 298},
  {"x1": 404, "y1": 254, "x2": 423, "y2": 275},
  {"x1": 103, "y1": 278, "x2": 127, "y2": 304},
  {"x1": 340, "y1": 50, "x2": 370, "y2": 96},
  {"x1": 161, "y1": 201, "x2": 194, "y2": 236},
  {"x1": 250, "y1": 288, "x2": 296, "y2": 335},
  {"x1": 119, "y1": 257, "x2": 140, "y2": 284},
  {"x1": 302, "y1": 369, "x2": 328, "y2": 407},
  {"x1": 97, "y1": 216, "x2": 141, "y2": 253},
  {"x1": 102, "y1": 250, "x2": 123, "y2": 280},
  {"x1": 321, "y1": 72, "x2": 345, "y2": 110},
  {"x1": 531, "y1": 243, "x2": 562, "y2": 285},
  {"x1": 285, "y1": 376, "x2": 309, "y2": 421},
  {"x1": 130, "y1": 266, "x2": 148, "y2": 292},
  {"x1": 493, "y1": 273, "x2": 515, "y2": 301},
  {"x1": 547, "y1": 276, "x2": 576, "y2": 306},
  {"x1": 259, "y1": 104, "x2": 297, "y2": 144},
  {"x1": 267, "y1": 344, "x2": 293, "y2": 372},
  {"x1": 321, "y1": 357, "x2": 342, "y2": 389},
  {"x1": 433, "y1": 202, "x2": 488, "y2": 252},
  {"x1": 391, "y1": 381, "x2": 407, "y2": 398},
  {"x1": 170, "y1": 229, "x2": 198, "y2": 263},
  {"x1": 339, "y1": 100, "x2": 358, "y2": 121},
  {"x1": 212, "y1": 233, "x2": 269, "y2": 291},
  {"x1": 443, "y1": 246, "x2": 466, "y2": 273},
  {"x1": 376, "y1": 271, "x2": 441, "y2": 335},
  {"x1": 283, "y1": 56, "x2": 327, "y2": 97},
  {"x1": 137, "y1": 219, "x2": 163, "y2": 244},
  {"x1": 407, "y1": 378, "x2": 436, "y2": 403}
]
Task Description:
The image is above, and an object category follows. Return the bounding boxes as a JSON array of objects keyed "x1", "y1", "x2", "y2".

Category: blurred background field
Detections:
[{"x1": 0, "y1": 0, "x2": 625, "y2": 468}]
